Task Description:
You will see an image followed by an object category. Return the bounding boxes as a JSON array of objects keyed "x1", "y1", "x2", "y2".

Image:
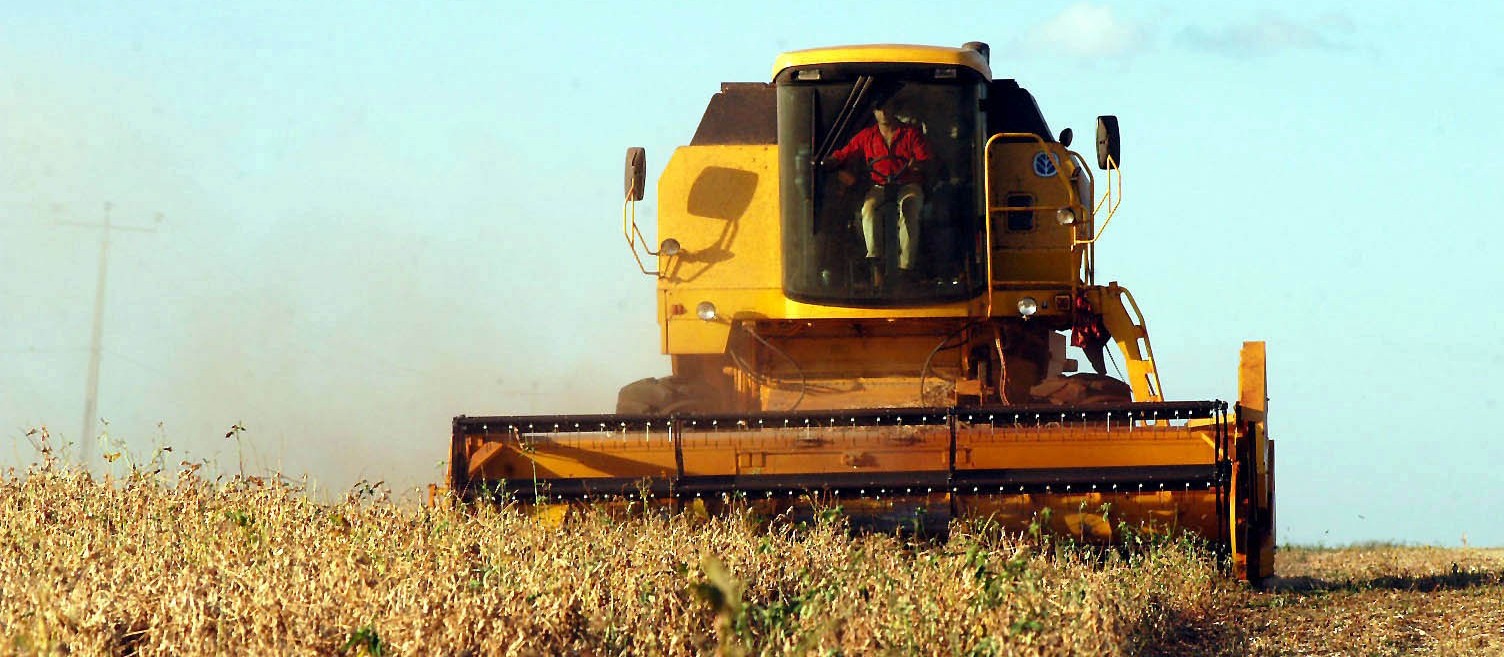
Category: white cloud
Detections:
[
  {"x1": 1179, "y1": 14, "x2": 1350, "y2": 57},
  {"x1": 1022, "y1": 3, "x2": 1146, "y2": 59}
]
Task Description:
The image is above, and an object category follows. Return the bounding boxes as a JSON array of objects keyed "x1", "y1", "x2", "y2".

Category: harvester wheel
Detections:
[
  {"x1": 1029, "y1": 373, "x2": 1132, "y2": 405},
  {"x1": 615, "y1": 376, "x2": 713, "y2": 414}
]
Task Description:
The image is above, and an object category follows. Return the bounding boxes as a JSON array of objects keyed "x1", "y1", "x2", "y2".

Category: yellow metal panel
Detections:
[
  {"x1": 480, "y1": 422, "x2": 1217, "y2": 484},
  {"x1": 781, "y1": 296, "x2": 983, "y2": 319},
  {"x1": 665, "y1": 314, "x2": 736, "y2": 355},
  {"x1": 1237, "y1": 340, "x2": 1274, "y2": 580},
  {"x1": 662, "y1": 289, "x2": 1003, "y2": 355},
  {"x1": 986, "y1": 140, "x2": 1083, "y2": 286},
  {"x1": 679, "y1": 441, "x2": 738, "y2": 477},
  {"x1": 959, "y1": 438, "x2": 1212, "y2": 470},
  {"x1": 465, "y1": 430, "x2": 679, "y2": 481},
  {"x1": 679, "y1": 425, "x2": 951, "y2": 476},
  {"x1": 990, "y1": 252, "x2": 1076, "y2": 286},
  {"x1": 664, "y1": 289, "x2": 990, "y2": 349},
  {"x1": 957, "y1": 425, "x2": 1216, "y2": 470},
  {"x1": 1090, "y1": 284, "x2": 1164, "y2": 402},
  {"x1": 656, "y1": 146, "x2": 782, "y2": 289},
  {"x1": 772, "y1": 44, "x2": 991, "y2": 79},
  {"x1": 521, "y1": 446, "x2": 677, "y2": 479},
  {"x1": 1240, "y1": 341, "x2": 1268, "y2": 424},
  {"x1": 654, "y1": 145, "x2": 778, "y2": 355},
  {"x1": 957, "y1": 491, "x2": 1219, "y2": 541}
]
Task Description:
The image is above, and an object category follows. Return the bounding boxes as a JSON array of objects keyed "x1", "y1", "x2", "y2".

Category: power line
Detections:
[{"x1": 56, "y1": 202, "x2": 162, "y2": 470}]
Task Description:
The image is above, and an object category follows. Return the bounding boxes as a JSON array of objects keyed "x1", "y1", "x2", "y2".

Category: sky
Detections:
[{"x1": 2, "y1": 1, "x2": 1502, "y2": 546}]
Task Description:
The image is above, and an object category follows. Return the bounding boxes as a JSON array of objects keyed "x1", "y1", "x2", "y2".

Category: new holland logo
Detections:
[{"x1": 1032, "y1": 151, "x2": 1058, "y2": 177}]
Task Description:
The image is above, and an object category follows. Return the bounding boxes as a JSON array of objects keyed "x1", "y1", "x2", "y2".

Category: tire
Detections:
[
  {"x1": 1029, "y1": 373, "x2": 1132, "y2": 405},
  {"x1": 615, "y1": 376, "x2": 712, "y2": 414},
  {"x1": 1096, "y1": 115, "x2": 1120, "y2": 169}
]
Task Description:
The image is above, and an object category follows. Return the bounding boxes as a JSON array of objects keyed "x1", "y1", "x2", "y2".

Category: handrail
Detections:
[
  {"x1": 1065, "y1": 151, "x2": 1098, "y2": 284},
  {"x1": 1077, "y1": 154, "x2": 1122, "y2": 245},
  {"x1": 621, "y1": 193, "x2": 661, "y2": 277},
  {"x1": 983, "y1": 132, "x2": 1083, "y2": 210},
  {"x1": 981, "y1": 132, "x2": 1089, "y2": 317},
  {"x1": 982, "y1": 136, "x2": 995, "y2": 317},
  {"x1": 1117, "y1": 285, "x2": 1164, "y2": 401}
]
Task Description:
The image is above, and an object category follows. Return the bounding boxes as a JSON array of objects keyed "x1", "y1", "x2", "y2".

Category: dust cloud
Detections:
[{"x1": 0, "y1": 42, "x2": 664, "y2": 500}]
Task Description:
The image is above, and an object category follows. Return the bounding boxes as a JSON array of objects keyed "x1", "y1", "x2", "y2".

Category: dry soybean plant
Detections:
[{"x1": 1, "y1": 443, "x2": 1224, "y2": 656}]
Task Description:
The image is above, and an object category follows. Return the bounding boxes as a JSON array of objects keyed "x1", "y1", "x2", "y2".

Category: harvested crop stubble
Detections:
[
  {"x1": 1172, "y1": 545, "x2": 1504, "y2": 656},
  {"x1": 1, "y1": 461, "x2": 1225, "y2": 656}
]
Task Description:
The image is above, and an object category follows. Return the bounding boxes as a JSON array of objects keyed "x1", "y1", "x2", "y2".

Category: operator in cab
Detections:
[{"x1": 823, "y1": 98, "x2": 934, "y2": 287}]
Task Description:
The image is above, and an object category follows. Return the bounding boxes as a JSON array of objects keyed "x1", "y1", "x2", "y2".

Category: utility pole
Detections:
[{"x1": 58, "y1": 202, "x2": 161, "y2": 469}]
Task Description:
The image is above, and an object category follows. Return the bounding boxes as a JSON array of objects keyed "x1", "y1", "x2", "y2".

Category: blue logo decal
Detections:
[{"x1": 1032, "y1": 152, "x2": 1058, "y2": 177}]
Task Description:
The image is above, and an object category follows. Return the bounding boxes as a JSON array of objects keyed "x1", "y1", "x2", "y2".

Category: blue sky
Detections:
[{"x1": 2, "y1": 2, "x2": 1501, "y2": 545}]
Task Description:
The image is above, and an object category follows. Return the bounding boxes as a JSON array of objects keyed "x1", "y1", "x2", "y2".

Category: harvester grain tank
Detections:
[{"x1": 450, "y1": 42, "x2": 1276, "y2": 581}]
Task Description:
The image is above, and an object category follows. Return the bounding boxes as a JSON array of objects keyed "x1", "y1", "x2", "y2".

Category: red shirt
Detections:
[{"x1": 830, "y1": 123, "x2": 933, "y2": 185}]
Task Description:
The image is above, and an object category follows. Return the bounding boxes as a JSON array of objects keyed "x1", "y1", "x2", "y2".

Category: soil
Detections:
[{"x1": 1149, "y1": 546, "x2": 1504, "y2": 656}]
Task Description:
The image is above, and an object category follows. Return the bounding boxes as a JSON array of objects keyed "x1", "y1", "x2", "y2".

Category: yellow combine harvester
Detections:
[{"x1": 450, "y1": 42, "x2": 1275, "y2": 581}]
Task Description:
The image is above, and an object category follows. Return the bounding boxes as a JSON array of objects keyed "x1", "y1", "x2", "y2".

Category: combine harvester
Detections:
[{"x1": 449, "y1": 42, "x2": 1275, "y2": 581}]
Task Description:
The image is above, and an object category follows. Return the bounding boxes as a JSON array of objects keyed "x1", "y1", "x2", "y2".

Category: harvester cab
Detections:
[{"x1": 452, "y1": 42, "x2": 1276, "y2": 582}]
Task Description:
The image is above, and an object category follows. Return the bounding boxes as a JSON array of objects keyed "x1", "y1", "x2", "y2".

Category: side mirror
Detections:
[
  {"x1": 1058, "y1": 128, "x2": 1073, "y2": 148},
  {"x1": 625, "y1": 147, "x2": 647, "y2": 201},
  {"x1": 1095, "y1": 116, "x2": 1120, "y2": 169}
]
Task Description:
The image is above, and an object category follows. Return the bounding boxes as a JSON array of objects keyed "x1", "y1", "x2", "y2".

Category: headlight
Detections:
[
  {"x1": 695, "y1": 301, "x2": 717, "y2": 321},
  {"x1": 1017, "y1": 297, "x2": 1038, "y2": 317},
  {"x1": 1056, "y1": 208, "x2": 1076, "y2": 225},
  {"x1": 659, "y1": 238, "x2": 682, "y2": 257}
]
